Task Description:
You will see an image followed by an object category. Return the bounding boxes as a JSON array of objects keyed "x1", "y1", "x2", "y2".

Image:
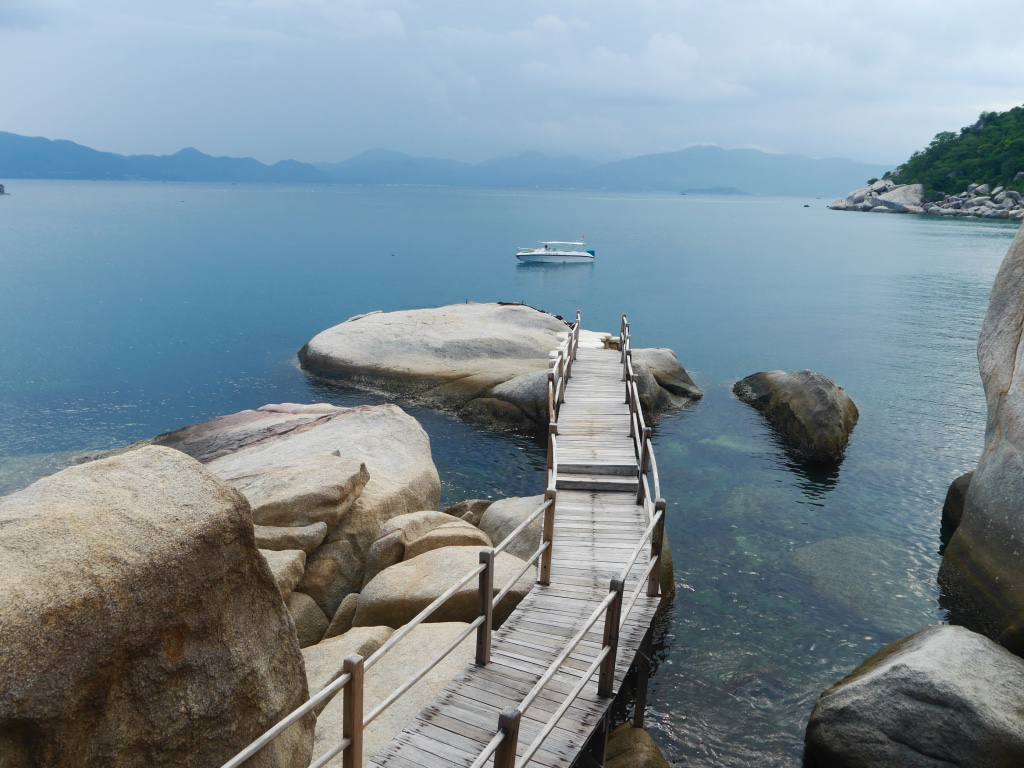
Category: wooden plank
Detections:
[{"x1": 374, "y1": 336, "x2": 663, "y2": 768}]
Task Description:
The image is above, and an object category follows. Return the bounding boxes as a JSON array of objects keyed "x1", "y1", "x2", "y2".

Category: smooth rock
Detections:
[
  {"x1": 301, "y1": 626, "x2": 393, "y2": 713},
  {"x1": 444, "y1": 498, "x2": 493, "y2": 526},
  {"x1": 606, "y1": 724, "x2": 671, "y2": 768},
  {"x1": 313, "y1": 623, "x2": 476, "y2": 762},
  {"x1": 261, "y1": 548, "x2": 306, "y2": 598},
  {"x1": 805, "y1": 625, "x2": 1024, "y2": 767},
  {"x1": 156, "y1": 402, "x2": 441, "y2": 617},
  {"x1": 975, "y1": 183, "x2": 992, "y2": 195},
  {"x1": 352, "y1": 546, "x2": 534, "y2": 628},
  {"x1": 876, "y1": 183, "x2": 923, "y2": 212},
  {"x1": 363, "y1": 510, "x2": 491, "y2": 585},
  {"x1": 324, "y1": 592, "x2": 360, "y2": 639},
  {"x1": 942, "y1": 471, "x2": 973, "y2": 533},
  {"x1": 0, "y1": 446, "x2": 312, "y2": 768},
  {"x1": 299, "y1": 303, "x2": 700, "y2": 433},
  {"x1": 287, "y1": 591, "x2": 330, "y2": 648},
  {"x1": 733, "y1": 370, "x2": 859, "y2": 464},
  {"x1": 940, "y1": 226, "x2": 1024, "y2": 652},
  {"x1": 478, "y1": 495, "x2": 545, "y2": 560},
  {"x1": 255, "y1": 521, "x2": 329, "y2": 554}
]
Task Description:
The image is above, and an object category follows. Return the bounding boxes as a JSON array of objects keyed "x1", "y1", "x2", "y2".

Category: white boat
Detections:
[{"x1": 516, "y1": 240, "x2": 595, "y2": 264}]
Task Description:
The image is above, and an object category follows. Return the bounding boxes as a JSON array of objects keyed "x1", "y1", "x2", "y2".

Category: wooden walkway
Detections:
[{"x1": 370, "y1": 337, "x2": 662, "y2": 768}]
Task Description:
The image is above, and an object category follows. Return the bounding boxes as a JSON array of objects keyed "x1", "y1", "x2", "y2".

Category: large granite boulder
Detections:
[
  {"x1": 155, "y1": 402, "x2": 441, "y2": 617},
  {"x1": 805, "y1": 625, "x2": 1024, "y2": 767},
  {"x1": 940, "y1": 226, "x2": 1024, "y2": 652},
  {"x1": 261, "y1": 548, "x2": 306, "y2": 598},
  {"x1": 363, "y1": 510, "x2": 491, "y2": 584},
  {"x1": 352, "y1": 546, "x2": 534, "y2": 628},
  {"x1": 0, "y1": 446, "x2": 312, "y2": 768},
  {"x1": 444, "y1": 498, "x2": 493, "y2": 526},
  {"x1": 255, "y1": 522, "x2": 328, "y2": 554},
  {"x1": 301, "y1": 626, "x2": 393, "y2": 714},
  {"x1": 299, "y1": 303, "x2": 701, "y2": 432},
  {"x1": 733, "y1": 370, "x2": 859, "y2": 464},
  {"x1": 477, "y1": 495, "x2": 545, "y2": 560},
  {"x1": 312, "y1": 623, "x2": 476, "y2": 763}
]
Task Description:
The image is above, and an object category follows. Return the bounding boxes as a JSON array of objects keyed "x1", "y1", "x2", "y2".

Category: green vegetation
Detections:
[{"x1": 885, "y1": 106, "x2": 1024, "y2": 197}]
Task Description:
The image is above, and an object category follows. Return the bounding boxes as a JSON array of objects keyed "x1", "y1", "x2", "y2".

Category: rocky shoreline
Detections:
[
  {"x1": 0, "y1": 305, "x2": 681, "y2": 767},
  {"x1": 830, "y1": 178, "x2": 1024, "y2": 220}
]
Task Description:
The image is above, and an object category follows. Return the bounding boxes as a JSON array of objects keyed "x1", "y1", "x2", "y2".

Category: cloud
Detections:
[{"x1": 2, "y1": 0, "x2": 1023, "y2": 164}]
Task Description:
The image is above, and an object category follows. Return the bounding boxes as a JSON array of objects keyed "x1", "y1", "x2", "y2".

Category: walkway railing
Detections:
[
  {"x1": 468, "y1": 313, "x2": 667, "y2": 768},
  {"x1": 221, "y1": 312, "x2": 583, "y2": 768}
]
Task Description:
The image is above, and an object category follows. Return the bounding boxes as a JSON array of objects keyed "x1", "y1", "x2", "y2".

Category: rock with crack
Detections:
[
  {"x1": 363, "y1": 510, "x2": 492, "y2": 585},
  {"x1": 0, "y1": 446, "x2": 312, "y2": 768},
  {"x1": 153, "y1": 402, "x2": 441, "y2": 617},
  {"x1": 298, "y1": 303, "x2": 701, "y2": 432}
]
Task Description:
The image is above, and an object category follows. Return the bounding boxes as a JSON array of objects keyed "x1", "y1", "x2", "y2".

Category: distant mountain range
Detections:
[{"x1": 0, "y1": 131, "x2": 888, "y2": 196}]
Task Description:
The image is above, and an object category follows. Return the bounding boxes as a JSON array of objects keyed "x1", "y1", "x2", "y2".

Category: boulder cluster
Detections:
[
  {"x1": 830, "y1": 178, "x2": 1024, "y2": 220},
  {"x1": 923, "y1": 182, "x2": 1024, "y2": 220},
  {"x1": 0, "y1": 303, "x2": 691, "y2": 765}
]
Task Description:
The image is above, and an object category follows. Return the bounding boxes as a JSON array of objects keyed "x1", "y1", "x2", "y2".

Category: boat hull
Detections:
[{"x1": 516, "y1": 252, "x2": 595, "y2": 264}]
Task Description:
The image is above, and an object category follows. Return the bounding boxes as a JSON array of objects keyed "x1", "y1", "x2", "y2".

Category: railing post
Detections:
[
  {"x1": 342, "y1": 655, "x2": 364, "y2": 768},
  {"x1": 598, "y1": 579, "x2": 624, "y2": 697},
  {"x1": 546, "y1": 422, "x2": 557, "y2": 472},
  {"x1": 638, "y1": 427, "x2": 652, "y2": 474},
  {"x1": 648, "y1": 500, "x2": 666, "y2": 597},
  {"x1": 476, "y1": 549, "x2": 495, "y2": 665},
  {"x1": 633, "y1": 648, "x2": 651, "y2": 728},
  {"x1": 558, "y1": 354, "x2": 567, "y2": 405},
  {"x1": 547, "y1": 371, "x2": 555, "y2": 423},
  {"x1": 494, "y1": 709, "x2": 522, "y2": 768},
  {"x1": 540, "y1": 488, "x2": 556, "y2": 585}
]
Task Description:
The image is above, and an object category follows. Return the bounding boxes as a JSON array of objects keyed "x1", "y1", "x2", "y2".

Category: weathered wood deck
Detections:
[{"x1": 370, "y1": 340, "x2": 662, "y2": 768}]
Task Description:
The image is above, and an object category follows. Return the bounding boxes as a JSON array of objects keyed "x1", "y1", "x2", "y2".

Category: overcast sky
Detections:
[{"x1": 3, "y1": 0, "x2": 1023, "y2": 165}]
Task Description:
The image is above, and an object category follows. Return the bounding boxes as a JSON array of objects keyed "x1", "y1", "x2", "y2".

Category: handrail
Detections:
[
  {"x1": 517, "y1": 590, "x2": 617, "y2": 714},
  {"x1": 492, "y1": 498, "x2": 551, "y2": 557},
  {"x1": 615, "y1": 508, "x2": 664, "y2": 584},
  {"x1": 492, "y1": 541, "x2": 548, "y2": 609},
  {"x1": 465, "y1": 312, "x2": 671, "y2": 768},
  {"x1": 363, "y1": 615, "x2": 484, "y2": 726}
]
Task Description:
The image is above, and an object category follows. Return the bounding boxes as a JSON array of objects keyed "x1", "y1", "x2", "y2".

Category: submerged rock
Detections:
[
  {"x1": 733, "y1": 370, "x2": 858, "y2": 464},
  {"x1": 940, "y1": 226, "x2": 1024, "y2": 652},
  {"x1": 154, "y1": 402, "x2": 441, "y2": 617},
  {"x1": 605, "y1": 724, "x2": 671, "y2": 768},
  {"x1": 805, "y1": 625, "x2": 1024, "y2": 767},
  {"x1": 299, "y1": 303, "x2": 701, "y2": 432},
  {"x1": 941, "y1": 471, "x2": 973, "y2": 534},
  {"x1": 0, "y1": 446, "x2": 312, "y2": 768}
]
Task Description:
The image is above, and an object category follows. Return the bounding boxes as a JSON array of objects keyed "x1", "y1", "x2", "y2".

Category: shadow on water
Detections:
[{"x1": 776, "y1": 453, "x2": 841, "y2": 505}]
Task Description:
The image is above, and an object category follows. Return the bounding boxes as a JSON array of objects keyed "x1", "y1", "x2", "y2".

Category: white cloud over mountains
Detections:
[{"x1": 3, "y1": 1, "x2": 1023, "y2": 164}]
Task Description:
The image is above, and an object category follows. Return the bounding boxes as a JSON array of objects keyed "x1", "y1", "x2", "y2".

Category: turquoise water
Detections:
[{"x1": 0, "y1": 181, "x2": 1017, "y2": 765}]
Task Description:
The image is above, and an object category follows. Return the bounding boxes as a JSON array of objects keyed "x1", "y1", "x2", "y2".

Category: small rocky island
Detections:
[
  {"x1": 299, "y1": 302, "x2": 701, "y2": 431},
  {"x1": 830, "y1": 179, "x2": 1024, "y2": 220}
]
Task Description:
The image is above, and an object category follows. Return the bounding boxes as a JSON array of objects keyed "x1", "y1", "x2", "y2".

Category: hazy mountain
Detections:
[
  {"x1": 317, "y1": 149, "x2": 474, "y2": 185},
  {"x1": 0, "y1": 132, "x2": 327, "y2": 182},
  {"x1": 568, "y1": 145, "x2": 889, "y2": 196},
  {"x1": 0, "y1": 131, "x2": 887, "y2": 195}
]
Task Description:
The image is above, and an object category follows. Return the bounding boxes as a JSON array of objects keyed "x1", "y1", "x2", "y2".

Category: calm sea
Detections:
[{"x1": 0, "y1": 181, "x2": 1017, "y2": 765}]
